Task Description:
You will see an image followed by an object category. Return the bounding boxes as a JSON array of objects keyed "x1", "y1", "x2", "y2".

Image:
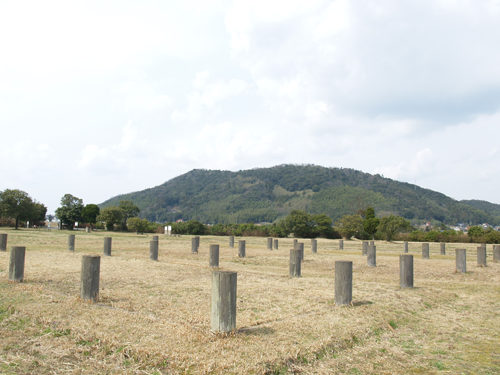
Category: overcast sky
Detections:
[{"x1": 1, "y1": 0, "x2": 500, "y2": 214}]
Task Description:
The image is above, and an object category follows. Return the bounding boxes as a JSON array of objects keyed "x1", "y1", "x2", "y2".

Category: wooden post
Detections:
[
  {"x1": 150, "y1": 240, "x2": 158, "y2": 261},
  {"x1": 362, "y1": 241, "x2": 368, "y2": 256},
  {"x1": 267, "y1": 237, "x2": 273, "y2": 250},
  {"x1": 80, "y1": 255, "x2": 100, "y2": 302},
  {"x1": 339, "y1": 239, "x2": 344, "y2": 250},
  {"x1": 0, "y1": 233, "x2": 7, "y2": 252},
  {"x1": 289, "y1": 249, "x2": 301, "y2": 277},
  {"x1": 422, "y1": 243, "x2": 429, "y2": 259},
  {"x1": 68, "y1": 234, "x2": 75, "y2": 252},
  {"x1": 295, "y1": 242, "x2": 304, "y2": 261},
  {"x1": 229, "y1": 236, "x2": 234, "y2": 248},
  {"x1": 440, "y1": 242, "x2": 446, "y2": 255},
  {"x1": 404, "y1": 241, "x2": 408, "y2": 253},
  {"x1": 85, "y1": 227, "x2": 90, "y2": 233},
  {"x1": 334, "y1": 261, "x2": 352, "y2": 306},
  {"x1": 493, "y1": 245, "x2": 500, "y2": 263},
  {"x1": 238, "y1": 240, "x2": 246, "y2": 258},
  {"x1": 191, "y1": 237, "x2": 198, "y2": 253},
  {"x1": 399, "y1": 254, "x2": 413, "y2": 288},
  {"x1": 9, "y1": 246, "x2": 26, "y2": 282},
  {"x1": 196, "y1": 236, "x2": 200, "y2": 250},
  {"x1": 274, "y1": 239, "x2": 279, "y2": 250},
  {"x1": 103, "y1": 237, "x2": 112, "y2": 256},
  {"x1": 293, "y1": 239, "x2": 297, "y2": 248},
  {"x1": 370, "y1": 240, "x2": 374, "y2": 246},
  {"x1": 456, "y1": 249, "x2": 466, "y2": 273},
  {"x1": 152, "y1": 235, "x2": 159, "y2": 242},
  {"x1": 209, "y1": 244, "x2": 219, "y2": 268},
  {"x1": 367, "y1": 245, "x2": 376, "y2": 267},
  {"x1": 211, "y1": 271, "x2": 237, "y2": 333},
  {"x1": 477, "y1": 246, "x2": 487, "y2": 267},
  {"x1": 311, "y1": 239, "x2": 317, "y2": 253}
]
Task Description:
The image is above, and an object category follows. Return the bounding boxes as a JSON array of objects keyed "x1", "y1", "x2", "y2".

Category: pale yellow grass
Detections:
[{"x1": 0, "y1": 229, "x2": 499, "y2": 374}]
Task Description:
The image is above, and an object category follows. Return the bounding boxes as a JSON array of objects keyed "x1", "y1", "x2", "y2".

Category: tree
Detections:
[
  {"x1": 282, "y1": 210, "x2": 316, "y2": 238},
  {"x1": 311, "y1": 213, "x2": 335, "y2": 238},
  {"x1": 55, "y1": 194, "x2": 84, "y2": 229},
  {"x1": 97, "y1": 206, "x2": 125, "y2": 231},
  {"x1": 82, "y1": 204, "x2": 100, "y2": 229},
  {"x1": 0, "y1": 189, "x2": 36, "y2": 229},
  {"x1": 378, "y1": 215, "x2": 411, "y2": 241},
  {"x1": 127, "y1": 217, "x2": 150, "y2": 233},
  {"x1": 30, "y1": 202, "x2": 47, "y2": 226},
  {"x1": 335, "y1": 214, "x2": 363, "y2": 239},
  {"x1": 363, "y1": 207, "x2": 380, "y2": 240},
  {"x1": 118, "y1": 200, "x2": 140, "y2": 230}
]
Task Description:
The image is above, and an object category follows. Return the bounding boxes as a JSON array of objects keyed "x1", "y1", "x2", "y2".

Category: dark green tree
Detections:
[
  {"x1": 97, "y1": 206, "x2": 125, "y2": 231},
  {"x1": 363, "y1": 207, "x2": 380, "y2": 240},
  {"x1": 283, "y1": 210, "x2": 315, "y2": 238},
  {"x1": 335, "y1": 214, "x2": 363, "y2": 239},
  {"x1": 55, "y1": 194, "x2": 84, "y2": 229},
  {"x1": 31, "y1": 202, "x2": 47, "y2": 226},
  {"x1": 0, "y1": 189, "x2": 36, "y2": 229},
  {"x1": 118, "y1": 200, "x2": 140, "y2": 230},
  {"x1": 378, "y1": 215, "x2": 411, "y2": 241},
  {"x1": 82, "y1": 204, "x2": 100, "y2": 229}
]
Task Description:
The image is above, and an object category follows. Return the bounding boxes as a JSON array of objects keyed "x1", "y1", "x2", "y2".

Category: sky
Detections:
[{"x1": 1, "y1": 0, "x2": 500, "y2": 214}]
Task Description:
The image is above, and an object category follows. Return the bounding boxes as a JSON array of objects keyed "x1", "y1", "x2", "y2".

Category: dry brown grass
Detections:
[{"x1": 1, "y1": 229, "x2": 500, "y2": 374}]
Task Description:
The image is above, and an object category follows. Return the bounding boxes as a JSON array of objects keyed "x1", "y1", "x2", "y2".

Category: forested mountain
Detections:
[
  {"x1": 100, "y1": 164, "x2": 499, "y2": 225},
  {"x1": 460, "y1": 200, "x2": 500, "y2": 219}
]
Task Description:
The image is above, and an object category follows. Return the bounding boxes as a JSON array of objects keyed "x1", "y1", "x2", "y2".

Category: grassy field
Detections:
[{"x1": 1, "y1": 228, "x2": 499, "y2": 374}]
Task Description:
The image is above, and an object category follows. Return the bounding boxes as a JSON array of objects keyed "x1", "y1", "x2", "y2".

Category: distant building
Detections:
[{"x1": 176, "y1": 219, "x2": 184, "y2": 223}]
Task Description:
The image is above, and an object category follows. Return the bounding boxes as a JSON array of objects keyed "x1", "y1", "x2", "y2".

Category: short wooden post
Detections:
[
  {"x1": 289, "y1": 249, "x2": 301, "y2": 277},
  {"x1": 238, "y1": 240, "x2": 245, "y2": 258},
  {"x1": 334, "y1": 260, "x2": 352, "y2": 306},
  {"x1": 152, "y1": 235, "x2": 159, "y2": 242},
  {"x1": 80, "y1": 255, "x2": 100, "y2": 302},
  {"x1": 267, "y1": 237, "x2": 273, "y2": 250},
  {"x1": 493, "y1": 245, "x2": 500, "y2": 263},
  {"x1": 422, "y1": 243, "x2": 429, "y2": 259},
  {"x1": 339, "y1": 239, "x2": 344, "y2": 250},
  {"x1": 440, "y1": 242, "x2": 445, "y2": 255},
  {"x1": 0, "y1": 233, "x2": 7, "y2": 251},
  {"x1": 369, "y1": 240, "x2": 374, "y2": 246},
  {"x1": 456, "y1": 249, "x2": 466, "y2": 273},
  {"x1": 211, "y1": 271, "x2": 237, "y2": 333},
  {"x1": 311, "y1": 239, "x2": 317, "y2": 253},
  {"x1": 229, "y1": 236, "x2": 234, "y2": 248},
  {"x1": 274, "y1": 239, "x2": 278, "y2": 250},
  {"x1": 9, "y1": 246, "x2": 26, "y2": 282},
  {"x1": 404, "y1": 241, "x2": 408, "y2": 253},
  {"x1": 85, "y1": 227, "x2": 90, "y2": 233},
  {"x1": 196, "y1": 236, "x2": 200, "y2": 249},
  {"x1": 295, "y1": 242, "x2": 304, "y2": 261},
  {"x1": 150, "y1": 240, "x2": 158, "y2": 261},
  {"x1": 209, "y1": 244, "x2": 219, "y2": 268},
  {"x1": 362, "y1": 241, "x2": 368, "y2": 256},
  {"x1": 191, "y1": 237, "x2": 198, "y2": 253},
  {"x1": 477, "y1": 246, "x2": 487, "y2": 267},
  {"x1": 293, "y1": 239, "x2": 298, "y2": 248},
  {"x1": 367, "y1": 245, "x2": 376, "y2": 267},
  {"x1": 399, "y1": 254, "x2": 413, "y2": 288},
  {"x1": 103, "y1": 237, "x2": 112, "y2": 256},
  {"x1": 68, "y1": 235, "x2": 75, "y2": 252}
]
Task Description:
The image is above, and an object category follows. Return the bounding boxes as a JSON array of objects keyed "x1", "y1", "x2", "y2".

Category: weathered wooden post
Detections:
[
  {"x1": 103, "y1": 237, "x2": 112, "y2": 256},
  {"x1": 404, "y1": 241, "x2": 408, "y2": 253},
  {"x1": 211, "y1": 270, "x2": 237, "y2": 333},
  {"x1": 85, "y1": 227, "x2": 90, "y2": 233},
  {"x1": 9, "y1": 246, "x2": 26, "y2": 282},
  {"x1": 267, "y1": 237, "x2": 273, "y2": 250},
  {"x1": 367, "y1": 245, "x2": 376, "y2": 267},
  {"x1": 191, "y1": 237, "x2": 198, "y2": 253},
  {"x1": 440, "y1": 242, "x2": 446, "y2": 255},
  {"x1": 196, "y1": 236, "x2": 200, "y2": 250},
  {"x1": 362, "y1": 241, "x2": 368, "y2": 256},
  {"x1": 477, "y1": 246, "x2": 487, "y2": 267},
  {"x1": 493, "y1": 245, "x2": 500, "y2": 263},
  {"x1": 369, "y1": 240, "x2": 374, "y2": 246},
  {"x1": 334, "y1": 260, "x2": 352, "y2": 306},
  {"x1": 339, "y1": 239, "x2": 344, "y2": 250},
  {"x1": 209, "y1": 244, "x2": 219, "y2": 268},
  {"x1": 152, "y1": 235, "x2": 159, "y2": 242},
  {"x1": 0, "y1": 233, "x2": 7, "y2": 251},
  {"x1": 150, "y1": 240, "x2": 158, "y2": 261},
  {"x1": 274, "y1": 239, "x2": 278, "y2": 250},
  {"x1": 311, "y1": 239, "x2": 317, "y2": 253},
  {"x1": 422, "y1": 243, "x2": 429, "y2": 259},
  {"x1": 81, "y1": 255, "x2": 100, "y2": 302},
  {"x1": 295, "y1": 242, "x2": 304, "y2": 261},
  {"x1": 68, "y1": 235, "x2": 75, "y2": 252},
  {"x1": 289, "y1": 249, "x2": 301, "y2": 277},
  {"x1": 229, "y1": 236, "x2": 234, "y2": 248},
  {"x1": 293, "y1": 239, "x2": 298, "y2": 248},
  {"x1": 399, "y1": 254, "x2": 413, "y2": 288},
  {"x1": 456, "y1": 249, "x2": 466, "y2": 273},
  {"x1": 238, "y1": 240, "x2": 246, "y2": 258}
]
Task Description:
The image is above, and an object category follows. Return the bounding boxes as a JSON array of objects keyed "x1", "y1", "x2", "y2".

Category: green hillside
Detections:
[
  {"x1": 100, "y1": 164, "x2": 499, "y2": 225},
  {"x1": 460, "y1": 199, "x2": 500, "y2": 219}
]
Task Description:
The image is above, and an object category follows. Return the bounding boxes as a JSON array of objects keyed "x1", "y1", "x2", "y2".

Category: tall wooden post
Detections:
[
  {"x1": 289, "y1": 249, "x2": 301, "y2": 277},
  {"x1": 362, "y1": 241, "x2": 368, "y2": 256},
  {"x1": 238, "y1": 240, "x2": 245, "y2": 258},
  {"x1": 103, "y1": 237, "x2": 112, "y2": 256},
  {"x1": 293, "y1": 239, "x2": 298, "y2": 248},
  {"x1": 477, "y1": 246, "x2": 487, "y2": 267},
  {"x1": 339, "y1": 239, "x2": 344, "y2": 250},
  {"x1": 81, "y1": 255, "x2": 100, "y2": 302},
  {"x1": 334, "y1": 261, "x2": 352, "y2": 306},
  {"x1": 150, "y1": 240, "x2": 159, "y2": 261},
  {"x1": 399, "y1": 254, "x2": 413, "y2": 288},
  {"x1": 295, "y1": 242, "x2": 304, "y2": 261},
  {"x1": 211, "y1": 271, "x2": 237, "y2": 333},
  {"x1": 440, "y1": 242, "x2": 446, "y2": 255},
  {"x1": 369, "y1": 240, "x2": 374, "y2": 246},
  {"x1": 274, "y1": 239, "x2": 279, "y2": 250},
  {"x1": 85, "y1": 227, "x2": 90, "y2": 233},
  {"x1": 191, "y1": 237, "x2": 198, "y2": 253},
  {"x1": 9, "y1": 246, "x2": 26, "y2": 282},
  {"x1": 422, "y1": 243, "x2": 429, "y2": 259},
  {"x1": 493, "y1": 245, "x2": 500, "y2": 263},
  {"x1": 0, "y1": 233, "x2": 7, "y2": 251},
  {"x1": 267, "y1": 238, "x2": 273, "y2": 250},
  {"x1": 209, "y1": 244, "x2": 219, "y2": 268},
  {"x1": 229, "y1": 236, "x2": 234, "y2": 248},
  {"x1": 68, "y1": 235, "x2": 75, "y2": 252},
  {"x1": 196, "y1": 236, "x2": 200, "y2": 250},
  {"x1": 404, "y1": 241, "x2": 408, "y2": 253},
  {"x1": 311, "y1": 239, "x2": 317, "y2": 253},
  {"x1": 456, "y1": 249, "x2": 466, "y2": 273},
  {"x1": 367, "y1": 245, "x2": 376, "y2": 267}
]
